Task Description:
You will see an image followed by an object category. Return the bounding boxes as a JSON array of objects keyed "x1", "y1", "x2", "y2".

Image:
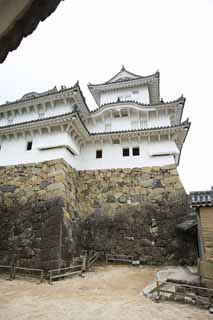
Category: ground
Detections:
[{"x1": 0, "y1": 265, "x2": 211, "y2": 320}]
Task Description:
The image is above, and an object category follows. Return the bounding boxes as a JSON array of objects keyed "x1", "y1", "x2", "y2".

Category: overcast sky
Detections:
[{"x1": 0, "y1": 0, "x2": 212, "y2": 192}]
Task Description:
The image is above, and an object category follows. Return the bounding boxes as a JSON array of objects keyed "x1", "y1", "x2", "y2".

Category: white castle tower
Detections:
[{"x1": 0, "y1": 66, "x2": 189, "y2": 169}]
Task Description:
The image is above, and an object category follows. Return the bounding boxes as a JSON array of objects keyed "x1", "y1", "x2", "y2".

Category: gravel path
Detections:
[{"x1": 0, "y1": 265, "x2": 211, "y2": 320}]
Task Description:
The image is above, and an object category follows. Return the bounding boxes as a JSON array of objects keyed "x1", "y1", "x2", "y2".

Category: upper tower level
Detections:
[{"x1": 88, "y1": 66, "x2": 160, "y2": 106}]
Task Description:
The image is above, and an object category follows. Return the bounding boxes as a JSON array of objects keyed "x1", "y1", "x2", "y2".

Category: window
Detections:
[
  {"x1": 96, "y1": 149, "x2": 102, "y2": 159},
  {"x1": 105, "y1": 123, "x2": 111, "y2": 132},
  {"x1": 38, "y1": 112, "x2": 45, "y2": 119},
  {"x1": 112, "y1": 139, "x2": 120, "y2": 144},
  {"x1": 8, "y1": 118, "x2": 14, "y2": 124},
  {"x1": 133, "y1": 147, "x2": 140, "y2": 156},
  {"x1": 0, "y1": 145, "x2": 1, "y2": 151},
  {"x1": 121, "y1": 110, "x2": 128, "y2": 117},
  {"x1": 132, "y1": 90, "x2": 139, "y2": 94},
  {"x1": 123, "y1": 148, "x2": 129, "y2": 157},
  {"x1": 125, "y1": 95, "x2": 131, "y2": 99},
  {"x1": 113, "y1": 111, "x2": 120, "y2": 118},
  {"x1": 26, "y1": 141, "x2": 33, "y2": 151}
]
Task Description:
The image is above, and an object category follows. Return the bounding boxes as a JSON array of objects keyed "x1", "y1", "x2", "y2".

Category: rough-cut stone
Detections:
[{"x1": 0, "y1": 160, "x2": 198, "y2": 269}]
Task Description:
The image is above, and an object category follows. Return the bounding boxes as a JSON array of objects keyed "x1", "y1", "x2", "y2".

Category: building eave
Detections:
[
  {"x1": 88, "y1": 70, "x2": 159, "y2": 87},
  {"x1": 90, "y1": 120, "x2": 190, "y2": 137},
  {"x1": 88, "y1": 71, "x2": 160, "y2": 106},
  {"x1": 0, "y1": 0, "x2": 63, "y2": 63},
  {"x1": 0, "y1": 82, "x2": 90, "y2": 114},
  {"x1": 89, "y1": 96, "x2": 185, "y2": 126},
  {"x1": 0, "y1": 111, "x2": 89, "y2": 141},
  {"x1": 176, "y1": 118, "x2": 190, "y2": 165},
  {"x1": 90, "y1": 95, "x2": 185, "y2": 113},
  {"x1": 0, "y1": 110, "x2": 190, "y2": 140}
]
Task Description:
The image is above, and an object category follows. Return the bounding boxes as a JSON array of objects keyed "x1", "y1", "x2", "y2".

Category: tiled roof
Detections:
[
  {"x1": 90, "y1": 119, "x2": 190, "y2": 136},
  {"x1": 0, "y1": 82, "x2": 90, "y2": 113},
  {"x1": 0, "y1": 0, "x2": 63, "y2": 63},
  {"x1": 189, "y1": 189, "x2": 213, "y2": 207},
  {"x1": 0, "y1": 111, "x2": 76, "y2": 130},
  {"x1": 0, "y1": 110, "x2": 190, "y2": 137},
  {"x1": 88, "y1": 67, "x2": 159, "y2": 87},
  {"x1": 90, "y1": 96, "x2": 185, "y2": 113}
]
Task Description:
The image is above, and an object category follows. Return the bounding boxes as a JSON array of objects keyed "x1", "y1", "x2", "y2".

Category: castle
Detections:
[
  {"x1": 0, "y1": 66, "x2": 188, "y2": 169},
  {"x1": 0, "y1": 67, "x2": 197, "y2": 269}
]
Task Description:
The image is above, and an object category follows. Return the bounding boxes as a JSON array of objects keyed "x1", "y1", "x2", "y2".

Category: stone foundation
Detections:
[
  {"x1": 0, "y1": 159, "x2": 197, "y2": 269},
  {"x1": 77, "y1": 166, "x2": 197, "y2": 264},
  {"x1": 0, "y1": 160, "x2": 80, "y2": 270}
]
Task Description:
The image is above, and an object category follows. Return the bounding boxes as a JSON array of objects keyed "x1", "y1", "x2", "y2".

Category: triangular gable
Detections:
[{"x1": 106, "y1": 66, "x2": 142, "y2": 84}]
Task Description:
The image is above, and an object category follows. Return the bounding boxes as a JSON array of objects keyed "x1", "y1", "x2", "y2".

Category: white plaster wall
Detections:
[
  {"x1": 0, "y1": 132, "x2": 177, "y2": 169},
  {"x1": 0, "y1": 101, "x2": 73, "y2": 127},
  {"x1": 100, "y1": 86, "x2": 149, "y2": 105},
  {"x1": 0, "y1": 132, "x2": 78, "y2": 167},
  {"x1": 87, "y1": 110, "x2": 170, "y2": 133},
  {"x1": 35, "y1": 132, "x2": 80, "y2": 155},
  {"x1": 76, "y1": 140, "x2": 176, "y2": 170}
]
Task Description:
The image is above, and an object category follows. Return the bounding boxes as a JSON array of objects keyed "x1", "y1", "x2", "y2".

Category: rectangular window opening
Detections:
[
  {"x1": 38, "y1": 112, "x2": 45, "y2": 119},
  {"x1": 113, "y1": 112, "x2": 120, "y2": 118},
  {"x1": 133, "y1": 147, "x2": 140, "y2": 156},
  {"x1": 8, "y1": 118, "x2": 14, "y2": 124},
  {"x1": 26, "y1": 141, "x2": 33, "y2": 151},
  {"x1": 121, "y1": 110, "x2": 128, "y2": 117},
  {"x1": 123, "y1": 148, "x2": 130, "y2": 157},
  {"x1": 96, "y1": 149, "x2": 102, "y2": 159},
  {"x1": 112, "y1": 139, "x2": 120, "y2": 144}
]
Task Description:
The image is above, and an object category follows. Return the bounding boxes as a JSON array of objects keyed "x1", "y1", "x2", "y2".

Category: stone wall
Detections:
[
  {"x1": 77, "y1": 165, "x2": 197, "y2": 264},
  {"x1": 0, "y1": 159, "x2": 80, "y2": 270},
  {"x1": 0, "y1": 160, "x2": 197, "y2": 269}
]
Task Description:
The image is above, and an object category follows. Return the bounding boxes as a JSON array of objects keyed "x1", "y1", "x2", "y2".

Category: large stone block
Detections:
[{"x1": 0, "y1": 160, "x2": 197, "y2": 268}]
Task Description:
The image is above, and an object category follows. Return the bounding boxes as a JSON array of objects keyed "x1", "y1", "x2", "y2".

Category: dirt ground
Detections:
[{"x1": 0, "y1": 265, "x2": 211, "y2": 320}]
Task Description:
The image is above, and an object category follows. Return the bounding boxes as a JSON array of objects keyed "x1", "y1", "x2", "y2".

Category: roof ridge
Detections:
[
  {"x1": 0, "y1": 83, "x2": 80, "y2": 108},
  {"x1": 88, "y1": 70, "x2": 159, "y2": 88}
]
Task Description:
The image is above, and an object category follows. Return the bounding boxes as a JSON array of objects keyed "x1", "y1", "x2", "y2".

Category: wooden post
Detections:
[
  {"x1": 48, "y1": 271, "x2": 52, "y2": 285},
  {"x1": 156, "y1": 281, "x2": 160, "y2": 301},
  {"x1": 40, "y1": 270, "x2": 44, "y2": 283},
  {"x1": 82, "y1": 255, "x2": 87, "y2": 272},
  {"x1": 9, "y1": 265, "x2": 13, "y2": 280}
]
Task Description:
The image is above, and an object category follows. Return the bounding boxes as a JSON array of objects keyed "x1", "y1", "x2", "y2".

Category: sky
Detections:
[{"x1": 0, "y1": 0, "x2": 212, "y2": 192}]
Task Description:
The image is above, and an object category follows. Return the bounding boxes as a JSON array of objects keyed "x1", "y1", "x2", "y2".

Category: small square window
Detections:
[
  {"x1": 96, "y1": 150, "x2": 102, "y2": 159},
  {"x1": 27, "y1": 141, "x2": 33, "y2": 151},
  {"x1": 38, "y1": 112, "x2": 45, "y2": 119},
  {"x1": 8, "y1": 118, "x2": 14, "y2": 124},
  {"x1": 123, "y1": 148, "x2": 129, "y2": 157},
  {"x1": 133, "y1": 147, "x2": 140, "y2": 156},
  {"x1": 112, "y1": 139, "x2": 120, "y2": 144},
  {"x1": 113, "y1": 112, "x2": 120, "y2": 118},
  {"x1": 121, "y1": 110, "x2": 128, "y2": 117}
]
